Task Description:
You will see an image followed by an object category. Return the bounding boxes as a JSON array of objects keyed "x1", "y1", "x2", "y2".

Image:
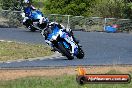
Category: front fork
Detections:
[{"x1": 64, "y1": 37, "x2": 78, "y2": 55}]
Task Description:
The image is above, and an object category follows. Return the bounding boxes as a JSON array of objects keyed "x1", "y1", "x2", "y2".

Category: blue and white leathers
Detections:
[{"x1": 22, "y1": 9, "x2": 47, "y2": 31}]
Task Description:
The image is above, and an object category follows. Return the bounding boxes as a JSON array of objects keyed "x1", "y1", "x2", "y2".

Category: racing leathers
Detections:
[{"x1": 22, "y1": 5, "x2": 36, "y2": 29}]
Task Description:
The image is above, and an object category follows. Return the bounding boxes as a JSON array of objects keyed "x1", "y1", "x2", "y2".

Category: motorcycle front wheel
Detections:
[
  {"x1": 76, "y1": 47, "x2": 84, "y2": 59},
  {"x1": 57, "y1": 43, "x2": 74, "y2": 60}
]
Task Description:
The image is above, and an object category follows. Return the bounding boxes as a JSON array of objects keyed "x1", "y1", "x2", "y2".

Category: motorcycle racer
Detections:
[
  {"x1": 22, "y1": 0, "x2": 36, "y2": 29},
  {"x1": 22, "y1": 0, "x2": 45, "y2": 30},
  {"x1": 41, "y1": 21, "x2": 80, "y2": 52}
]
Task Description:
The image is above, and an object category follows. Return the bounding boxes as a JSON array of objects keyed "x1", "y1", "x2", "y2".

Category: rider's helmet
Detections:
[
  {"x1": 44, "y1": 17, "x2": 49, "y2": 23},
  {"x1": 39, "y1": 17, "x2": 49, "y2": 29},
  {"x1": 24, "y1": 0, "x2": 32, "y2": 7},
  {"x1": 42, "y1": 17, "x2": 49, "y2": 25},
  {"x1": 24, "y1": 0, "x2": 30, "y2": 4}
]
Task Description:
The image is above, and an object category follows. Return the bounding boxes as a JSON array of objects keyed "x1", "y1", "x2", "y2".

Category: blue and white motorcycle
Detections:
[
  {"x1": 21, "y1": 10, "x2": 47, "y2": 32},
  {"x1": 42, "y1": 25, "x2": 84, "y2": 60}
]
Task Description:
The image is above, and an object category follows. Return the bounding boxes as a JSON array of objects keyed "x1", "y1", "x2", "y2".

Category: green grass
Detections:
[
  {"x1": 0, "y1": 41, "x2": 53, "y2": 61},
  {"x1": 0, "y1": 71, "x2": 131, "y2": 88}
]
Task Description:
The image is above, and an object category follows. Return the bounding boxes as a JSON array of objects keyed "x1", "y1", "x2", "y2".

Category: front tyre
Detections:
[
  {"x1": 57, "y1": 43, "x2": 74, "y2": 60},
  {"x1": 76, "y1": 47, "x2": 84, "y2": 59}
]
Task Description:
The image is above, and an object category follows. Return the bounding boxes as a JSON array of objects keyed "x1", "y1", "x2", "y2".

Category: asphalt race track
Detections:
[{"x1": 0, "y1": 28, "x2": 132, "y2": 68}]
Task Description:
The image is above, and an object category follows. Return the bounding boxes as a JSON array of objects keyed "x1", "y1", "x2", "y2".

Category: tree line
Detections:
[
  {"x1": 43, "y1": 0, "x2": 132, "y2": 19},
  {"x1": 0, "y1": 0, "x2": 132, "y2": 19}
]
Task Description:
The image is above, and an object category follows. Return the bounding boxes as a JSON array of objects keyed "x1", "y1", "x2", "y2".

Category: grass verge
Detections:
[
  {"x1": 0, "y1": 71, "x2": 131, "y2": 88},
  {"x1": 0, "y1": 41, "x2": 53, "y2": 61},
  {"x1": 0, "y1": 67, "x2": 132, "y2": 88}
]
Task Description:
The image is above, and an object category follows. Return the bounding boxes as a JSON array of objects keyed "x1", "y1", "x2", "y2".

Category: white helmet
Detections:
[{"x1": 24, "y1": 0, "x2": 30, "y2": 3}]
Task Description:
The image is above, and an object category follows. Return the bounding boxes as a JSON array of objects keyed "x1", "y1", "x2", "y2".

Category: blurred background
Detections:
[{"x1": 0, "y1": 0, "x2": 131, "y2": 32}]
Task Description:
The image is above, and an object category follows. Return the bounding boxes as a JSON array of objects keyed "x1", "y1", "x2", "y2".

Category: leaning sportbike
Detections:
[
  {"x1": 42, "y1": 25, "x2": 84, "y2": 60},
  {"x1": 21, "y1": 10, "x2": 47, "y2": 32}
]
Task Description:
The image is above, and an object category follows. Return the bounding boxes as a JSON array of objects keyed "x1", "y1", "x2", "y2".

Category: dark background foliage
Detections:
[{"x1": 0, "y1": 0, "x2": 131, "y2": 19}]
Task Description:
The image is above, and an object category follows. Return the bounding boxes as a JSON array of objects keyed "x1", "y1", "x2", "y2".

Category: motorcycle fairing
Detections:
[{"x1": 30, "y1": 10, "x2": 43, "y2": 20}]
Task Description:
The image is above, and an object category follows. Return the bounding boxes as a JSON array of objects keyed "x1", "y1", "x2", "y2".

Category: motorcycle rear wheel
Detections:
[{"x1": 30, "y1": 26, "x2": 36, "y2": 32}]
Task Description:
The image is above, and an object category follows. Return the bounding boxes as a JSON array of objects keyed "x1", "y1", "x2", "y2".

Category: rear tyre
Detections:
[
  {"x1": 58, "y1": 43, "x2": 74, "y2": 60},
  {"x1": 26, "y1": 19, "x2": 36, "y2": 32},
  {"x1": 30, "y1": 26, "x2": 36, "y2": 32}
]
